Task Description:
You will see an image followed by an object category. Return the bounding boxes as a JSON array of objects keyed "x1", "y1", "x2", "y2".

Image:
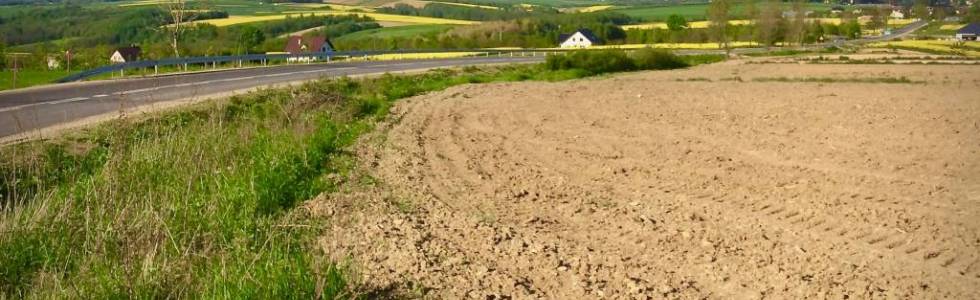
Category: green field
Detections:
[
  {"x1": 101, "y1": 0, "x2": 335, "y2": 15},
  {"x1": 334, "y1": 24, "x2": 455, "y2": 42},
  {"x1": 0, "y1": 70, "x2": 71, "y2": 91},
  {"x1": 613, "y1": 2, "x2": 832, "y2": 21},
  {"x1": 455, "y1": 0, "x2": 605, "y2": 7}
]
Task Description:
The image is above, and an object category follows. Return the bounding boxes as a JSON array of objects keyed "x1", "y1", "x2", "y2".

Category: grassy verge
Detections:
[
  {"x1": 0, "y1": 70, "x2": 72, "y2": 92},
  {"x1": 0, "y1": 51, "x2": 718, "y2": 298}
]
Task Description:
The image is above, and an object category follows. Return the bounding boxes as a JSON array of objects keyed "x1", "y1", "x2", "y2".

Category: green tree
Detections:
[
  {"x1": 0, "y1": 42, "x2": 6, "y2": 70},
  {"x1": 788, "y1": 0, "x2": 806, "y2": 45},
  {"x1": 707, "y1": 0, "x2": 732, "y2": 52},
  {"x1": 969, "y1": 1, "x2": 980, "y2": 23},
  {"x1": 744, "y1": 0, "x2": 759, "y2": 45},
  {"x1": 913, "y1": 0, "x2": 930, "y2": 20},
  {"x1": 666, "y1": 14, "x2": 688, "y2": 31},
  {"x1": 755, "y1": 0, "x2": 783, "y2": 47},
  {"x1": 238, "y1": 26, "x2": 265, "y2": 54},
  {"x1": 842, "y1": 20, "x2": 862, "y2": 39}
]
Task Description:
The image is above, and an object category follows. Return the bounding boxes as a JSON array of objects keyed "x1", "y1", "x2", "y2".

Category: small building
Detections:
[
  {"x1": 284, "y1": 35, "x2": 335, "y2": 62},
  {"x1": 890, "y1": 10, "x2": 905, "y2": 19},
  {"x1": 956, "y1": 23, "x2": 980, "y2": 41},
  {"x1": 47, "y1": 56, "x2": 60, "y2": 70},
  {"x1": 558, "y1": 29, "x2": 601, "y2": 48},
  {"x1": 110, "y1": 47, "x2": 141, "y2": 64}
]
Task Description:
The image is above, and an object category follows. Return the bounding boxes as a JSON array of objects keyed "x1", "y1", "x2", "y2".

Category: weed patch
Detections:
[{"x1": 752, "y1": 76, "x2": 922, "y2": 84}]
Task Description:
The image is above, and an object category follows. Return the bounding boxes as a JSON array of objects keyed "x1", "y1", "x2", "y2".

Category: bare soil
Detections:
[{"x1": 315, "y1": 62, "x2": 980, "y2": 298}]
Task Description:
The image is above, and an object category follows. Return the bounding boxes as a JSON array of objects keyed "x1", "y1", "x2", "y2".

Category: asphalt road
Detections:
[
  {"x1": 0, "y1": 20, "x2": 926, "y2": 141},
  {"x1": 0, "y1": 56, "x2": 542, "y2": 139}
]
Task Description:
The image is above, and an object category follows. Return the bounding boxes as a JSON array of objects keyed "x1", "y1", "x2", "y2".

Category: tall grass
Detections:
[{"x1": 0, "y1": 58, "x2": 717, "y2": 297}]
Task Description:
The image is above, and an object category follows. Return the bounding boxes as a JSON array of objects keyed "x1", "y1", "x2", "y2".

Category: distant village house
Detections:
[
  {"x1": 110, "y1": 47, "x2": 141, "y2": 64},
  {"x1": 558, "y1": 29, "x2": 600, "y2": 48},
  {"x1": 890, "y1": 9, "x2": 905, "y2": 19},
  {"x1": 956, "y1": 23, "x2": 980, "y2": 41},
  {"x1": 47, "y1": 56, "x2": 60, "y2": 70},
  {"x1": 284, "y1": 35, "x2": 335, "y2": 62}
]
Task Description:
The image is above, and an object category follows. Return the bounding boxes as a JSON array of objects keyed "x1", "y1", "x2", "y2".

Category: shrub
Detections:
[
  {"x1": 547, "y1": 48, "x2": 708, "y2": 75},
  {"x1": 632, "y1": 48, "x2": 688, "y2": 70},
  {"x1": 547, "y1": 50, "x2": 636, "y2": 75}
]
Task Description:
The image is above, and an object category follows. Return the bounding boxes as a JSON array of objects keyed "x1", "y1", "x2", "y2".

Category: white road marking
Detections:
[{"x1": 2, "y1": 57, "x2": 536, "y2": 114}]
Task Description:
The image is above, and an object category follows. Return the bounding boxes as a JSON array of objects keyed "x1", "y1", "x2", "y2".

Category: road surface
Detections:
[
  {"x1": 0, "y1": 21, "x2": 927, "y2": 141},
  {"x1": 0, "y1": 56, "x2": 541, "y2": 140}
]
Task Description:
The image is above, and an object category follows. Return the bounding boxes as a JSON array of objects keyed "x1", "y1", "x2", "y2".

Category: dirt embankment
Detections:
[{"x1": 315, "y1": 62, "x2": 980, "y2": 298}]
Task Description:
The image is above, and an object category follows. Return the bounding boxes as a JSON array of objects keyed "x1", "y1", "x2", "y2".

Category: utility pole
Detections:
[
  {"x1": 12, "y1": 55, "x2": 17, "y2": 89},
  {"x1": 65, "y1": 49, "x2": 72, "y2": 73},
  {"x1": 6, "y1": 53, "x2": 30, "y2": 90}
]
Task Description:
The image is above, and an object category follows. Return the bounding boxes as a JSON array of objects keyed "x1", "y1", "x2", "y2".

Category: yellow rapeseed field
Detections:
[
  {"x1": 322, "y1": 3, "x2": 376, "y2": 12},
  {"x1": 190, "y1": 12, "x2": 478, "y2": 27},
  {"x1": 868, "y1": 40, "x2": 980, "y2": 57},
  {"x1": 940, "y1": 24, "x2": 966, "y2": 30},
  {"x1": 347, "y1": 52, "x2": 482, "y2": 61},
  {"x1": 575, "y1": 5, "x2": 615, "y2": 13},
  {"x1": 537, "y1": 42, "x2": 755, "y2": 50},
  {"x1": 622, "y1": 18, "x2": 916, "y2": 30},
  {"x1": 118, "y1": 0, "x2": 175, "y2": 7},
  {"x1": 429, "y1": 1, "x2": 501, "y2": 10}
]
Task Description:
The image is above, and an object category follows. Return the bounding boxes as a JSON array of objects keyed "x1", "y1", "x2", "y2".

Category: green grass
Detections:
[
  {"x1": 334, "y1": 24, "x2": 456, "y2": 42},
  {"x1": 915, "y1": 21, "x2": 965, "y2": 36},
  {"x1": 613, "y1": 2, "x2": 831, "y2": 21},
  {"x1": 0, "y1": 56, "x2": 728, "y2": 297},
  {"x1": 0, "y1": 70, "x2": 72, "y2": 91},
  {"x1": 457, "y1": 0, "x2": 602, "y2": 8}
]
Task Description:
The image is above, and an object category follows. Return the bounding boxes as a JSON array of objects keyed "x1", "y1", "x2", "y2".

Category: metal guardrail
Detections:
[
  {"x1": 56, "y1": 21, "x2": 926, "y2": 83},
  {"x1": 55, "y1": 48, "x2": 561, "y2": 83}
]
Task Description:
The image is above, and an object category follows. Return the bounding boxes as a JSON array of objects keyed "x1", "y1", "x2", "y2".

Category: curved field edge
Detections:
[{"x1": 0, "y1": 52, "x2": 723, "y2": 297}]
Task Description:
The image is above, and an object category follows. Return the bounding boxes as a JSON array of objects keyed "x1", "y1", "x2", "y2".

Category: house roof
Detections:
[
  {"x1": 284, "y1": 36, "x2": 335, "y2": 54},
  {"x1": 958, "y1": 23, "x2": 980, "y2": 35},
  {"x1": 559, "y1": 28, "x2": 600, "y2": 44},
  {"x1": 114, "y1": 47, "x2": 141, "y2": 61}
]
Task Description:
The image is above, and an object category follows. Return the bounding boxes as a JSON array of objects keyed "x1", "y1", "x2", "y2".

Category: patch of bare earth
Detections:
[{"x1": 314, "y1": 63, "x2": 980, "y2": 298}]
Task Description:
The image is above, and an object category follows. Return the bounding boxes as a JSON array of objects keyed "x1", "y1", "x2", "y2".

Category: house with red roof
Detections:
[{"x1": 284, "y1": 35, "x2": 335, "y2": 62}]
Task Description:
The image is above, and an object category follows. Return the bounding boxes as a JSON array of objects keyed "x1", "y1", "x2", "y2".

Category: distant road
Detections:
[
  {"x1": 0, "y1": 56, "x2": 541, "y2": 140},
  {"x1": 0, "y1": 20, "x2": 927, "y2": 141}
]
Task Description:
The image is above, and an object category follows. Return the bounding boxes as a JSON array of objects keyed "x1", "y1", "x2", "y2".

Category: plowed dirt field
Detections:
[{"x1": 316, "y1": 62, "x2": 980, "y2": 298}]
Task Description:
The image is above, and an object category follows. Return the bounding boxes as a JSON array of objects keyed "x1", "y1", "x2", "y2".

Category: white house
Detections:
[
  {"x1": 890, "y1": 10, "x2": 905, "y2": 19},
  {"x1": 47, "y1": 56, "x2": 60, "y2": 70},
  {"x1": 110, "y1": 47, "x2": 141, "y2": 64},
  {"x1": 558, "y1": 29, "x2": 601, "y2": 48}
]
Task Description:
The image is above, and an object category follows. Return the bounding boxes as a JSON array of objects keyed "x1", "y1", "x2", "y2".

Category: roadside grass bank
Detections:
[
  {"x1": 0, "y1": 50, "x2": 719, "y2": 298},
  {"x1": 0, "y1": 70, "x2": 72, "y2": 92}
]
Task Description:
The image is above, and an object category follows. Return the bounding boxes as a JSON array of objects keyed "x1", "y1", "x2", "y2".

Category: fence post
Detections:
[{"x1": 154, "y1": 65, "x2": 158, "y2": 75}]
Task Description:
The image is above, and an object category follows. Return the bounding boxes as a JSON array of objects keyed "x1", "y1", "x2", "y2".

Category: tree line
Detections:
[{"x1": 0, "y1": 11, "x2": 380, "y2": 71}]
